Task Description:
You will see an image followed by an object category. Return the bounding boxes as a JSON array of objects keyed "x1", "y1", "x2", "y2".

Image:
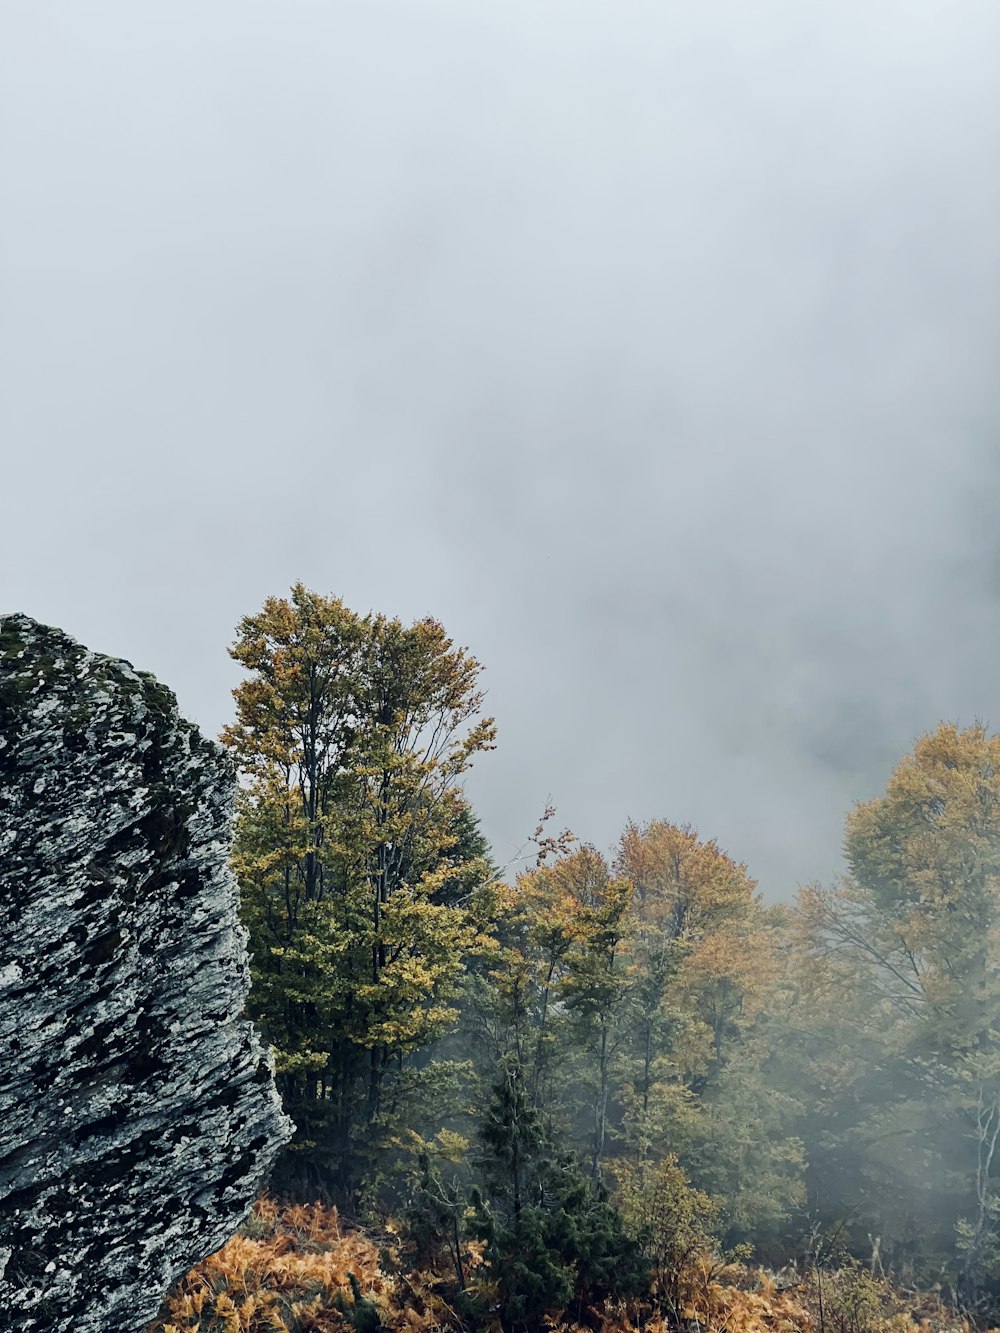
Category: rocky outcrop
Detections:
[{"x1": 0, "y1": 615, "x2": 292, "y2": 1331}]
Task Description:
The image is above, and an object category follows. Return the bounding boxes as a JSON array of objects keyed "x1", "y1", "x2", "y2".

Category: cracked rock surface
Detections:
[{"x1": 0, "y1": 615, "x2": 292, "y2": 1331}]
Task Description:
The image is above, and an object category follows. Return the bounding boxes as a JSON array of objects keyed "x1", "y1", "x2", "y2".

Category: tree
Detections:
[
  {"x1": 611, "y1": 821, "x2": 802, "y2": 1246},
  {"x1": 471, "y1": 1054, "x2": 647, "y2": 1332},
  {"x1": 222, "y1": 584, "x2": 496, "y2": 1200},
  {"x1": 792, "y1": 724, "x2": 1000, "y2": 1298},
  {"x1": 615, "y1": 1154, "x2": 718, "y2": 1317},
  {"x1": 615, "y1": 822, "x2": 762, "y2": 1146},
  {"x1": 552, "y1": 849, "x2": 635, "y2": 1184}
]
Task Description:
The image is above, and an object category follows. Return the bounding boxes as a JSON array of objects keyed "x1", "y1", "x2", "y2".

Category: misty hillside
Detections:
[{"x1": 146, "y1": 586, "x2": 1000, "y2": 1331}]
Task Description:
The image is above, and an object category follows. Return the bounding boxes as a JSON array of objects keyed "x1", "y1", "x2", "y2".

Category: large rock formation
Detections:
[{"x1": 0, "y1": 615, "x2": 292, "y2": 1331}]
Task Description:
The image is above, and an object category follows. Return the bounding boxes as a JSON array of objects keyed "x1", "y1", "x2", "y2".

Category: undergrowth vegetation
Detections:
[{"x1": 150, "y1": 1197, "x2": 981, "y2": 1333}]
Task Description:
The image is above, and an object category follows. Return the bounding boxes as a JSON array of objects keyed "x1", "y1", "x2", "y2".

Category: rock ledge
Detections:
[{"x1": 0, "y1": 614, "x2": 291, "y2": 1332}]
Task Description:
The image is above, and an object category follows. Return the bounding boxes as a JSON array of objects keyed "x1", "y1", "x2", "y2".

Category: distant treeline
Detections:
[{"x1": 221, "y1": 584, "x2": 1000, "y2": 1327}]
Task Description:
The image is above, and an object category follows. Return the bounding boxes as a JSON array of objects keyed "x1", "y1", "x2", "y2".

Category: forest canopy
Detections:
[{"x1": 216, "y1": 586, "x2": 1000, "y2": 1329}]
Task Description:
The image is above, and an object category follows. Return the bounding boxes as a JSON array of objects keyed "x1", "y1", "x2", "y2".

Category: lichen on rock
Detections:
[{"x1": 0, "y1": 614, "x2": 292, "y2": 1332}]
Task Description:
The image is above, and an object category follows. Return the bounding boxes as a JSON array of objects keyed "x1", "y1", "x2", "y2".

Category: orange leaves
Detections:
[
  {"x1": 151, "y1": 1197, "x2": 971, "y2": 1333},
  {"x1": 152, "y1": 1197, "x2": 478, "y2": 1333},
  {"x1": 614, "y1": 819, "x2": 774, "y2": 1066},
  {"x1": 683, "y1": 1267, "x2": 814, "y2": 1333},
  {"x1": 153, "y1": 1197, "x2": 388, "y2": 1333},
  {"x1": 617, "y1": 820, "x2": 759, "y2": 937}
]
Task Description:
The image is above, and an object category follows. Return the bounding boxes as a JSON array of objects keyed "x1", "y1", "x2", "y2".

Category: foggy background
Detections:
[{"x1": 3, "y1": 1, "x2": 999, "y2": 898}]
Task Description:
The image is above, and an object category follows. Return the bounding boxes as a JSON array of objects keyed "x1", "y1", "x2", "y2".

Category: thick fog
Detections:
[{"x1": 3, "y1": 1, "x2": 999, "y2": 896}]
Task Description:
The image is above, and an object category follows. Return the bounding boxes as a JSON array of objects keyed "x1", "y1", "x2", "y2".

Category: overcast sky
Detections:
[{"x1": 3, "y1": 1, "x2": 1000, "y2": 897}]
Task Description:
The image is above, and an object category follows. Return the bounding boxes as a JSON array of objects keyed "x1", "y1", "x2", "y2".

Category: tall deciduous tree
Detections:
[
  {"x1": 792, "y1": 724, "x2": 1000, "y2": 1295},
  {"x1": 222, "y1": 584, "x2": 495, "y2": 1200},
  {"x1": 552, "y1": 849, "x2": 635, "y2": 1184},
  {"x1": 615, "y1": 822, "x2": 762, "y2": 1134},
  {"x1": 615, "y1": 821, "x2": 801, "y2": 1245}
]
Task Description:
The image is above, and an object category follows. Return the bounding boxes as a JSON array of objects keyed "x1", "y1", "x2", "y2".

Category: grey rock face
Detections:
[{"x1": 0, "y1": 615, "x2": 292, "y2": 1331}]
